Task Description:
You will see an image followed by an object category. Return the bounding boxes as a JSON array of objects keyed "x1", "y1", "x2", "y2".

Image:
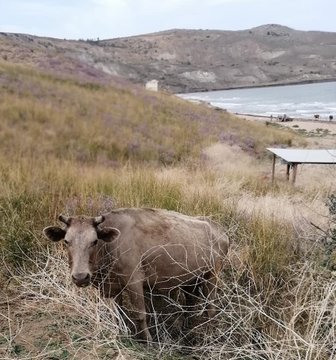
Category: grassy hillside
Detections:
[
  {"x1": 0, "y1": 62, "x2": 335, "y2": 359},
  {"x1": 0, "y1": 61, "x2": 298, "y2": 264},
  {"x1": 0, "y1": 61, "x2": 296, "y2": 164}
]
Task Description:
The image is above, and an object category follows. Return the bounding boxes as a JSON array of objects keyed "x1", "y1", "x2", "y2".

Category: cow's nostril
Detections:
[{"x1": 72, "y1": 272, "x2": 91, "y2": 285}]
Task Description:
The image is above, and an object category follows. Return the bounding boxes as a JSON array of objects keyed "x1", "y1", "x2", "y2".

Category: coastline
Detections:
[
  {"x1": 234, "y1": 112, "x2": 336, "y2": 142},
  {"x1": 181, "y1": 97, "x2": 336, "y2": 123},
  {"x1": 234, "y1": 112, "x2": 335, "y2": 123},
  {"x1": 178, "y1": 78, "x2": 336, "y2": 94}
]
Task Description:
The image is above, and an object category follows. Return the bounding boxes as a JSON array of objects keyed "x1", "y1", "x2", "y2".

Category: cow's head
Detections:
[{"x1": 43, "y1": 215, "x2": 120, "y2": 287}]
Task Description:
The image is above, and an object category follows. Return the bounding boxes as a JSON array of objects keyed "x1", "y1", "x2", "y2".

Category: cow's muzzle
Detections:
[{"x1": 72, "y1": 272, "x2": 91, "y2": 287}]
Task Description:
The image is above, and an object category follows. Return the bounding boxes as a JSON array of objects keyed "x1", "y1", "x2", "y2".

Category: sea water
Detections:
[{"x1": 179, "y1": 81, "x2": 336, "y2": 120}]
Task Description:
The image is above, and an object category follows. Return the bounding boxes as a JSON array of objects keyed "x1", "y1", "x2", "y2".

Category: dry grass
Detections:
[
  {"x1": 0, "y1": 61, "x2": 298, "y2": 165},
  {"x1": 0, "y1": 250, "x2": 128, "y2": 359},
  {"x1": 0, "y1": 62, "x2": 335, "y2": 359},
  {"x1": 1, "y1": 152, "x2": 335, "y2": 359},
  {"x1": 1, "y1": 244, "x2": 334, "y2": 359}
]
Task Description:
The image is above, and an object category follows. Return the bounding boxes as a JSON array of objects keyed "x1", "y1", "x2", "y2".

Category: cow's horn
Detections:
[
  {"x1": 58, "y1": 214, "x2": 71, "y2": 225},
  {"x1": 93, "y1": 215, "x2": 105, "y2": 226}
]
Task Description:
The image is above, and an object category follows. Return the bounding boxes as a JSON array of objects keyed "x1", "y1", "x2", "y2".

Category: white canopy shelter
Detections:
[{"x1": 267, "y1": 148, "x2": 336, "y2": 183}]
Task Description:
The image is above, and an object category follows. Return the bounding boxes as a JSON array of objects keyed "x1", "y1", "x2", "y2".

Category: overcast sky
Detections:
[{"x1": 0, "y1": 0, "x2": 335, "y2": 40}]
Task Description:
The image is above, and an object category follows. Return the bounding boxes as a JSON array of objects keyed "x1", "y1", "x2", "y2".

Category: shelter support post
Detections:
[
  {"x1": 292, "y1": 163, "x2": 298, "y2": 184},
  {"x1": 271, "y1": 154, "x2": 276, "y2": 183},
  {"x1": 286, "y1": 163, "x2": 290, "y2": 181}
]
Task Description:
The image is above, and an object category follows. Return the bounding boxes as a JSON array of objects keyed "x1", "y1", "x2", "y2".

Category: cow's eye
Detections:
[
  {"x1": 64, "y1": 239, "x2": 69, "y2": 246},
  {"x1": 92, "y1": 239, "x2": 98, "y2": 247}
]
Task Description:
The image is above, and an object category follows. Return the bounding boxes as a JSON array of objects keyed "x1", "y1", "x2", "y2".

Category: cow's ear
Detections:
[
  {"x1": 43, "y1": 226, "x2": 66, "y2": 242},
  {"x1": 97, "y1": 227, "x2": 120, "y2": 242}
]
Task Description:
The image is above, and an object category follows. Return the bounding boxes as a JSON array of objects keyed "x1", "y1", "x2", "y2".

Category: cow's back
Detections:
[{"x1": 101, "y1": 208, "x2": 228, "y2": 288}]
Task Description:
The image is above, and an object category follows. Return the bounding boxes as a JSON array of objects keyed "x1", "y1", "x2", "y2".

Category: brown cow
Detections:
[{"x1": 43, "y1": 208, "x2": 229, "y2": 341}]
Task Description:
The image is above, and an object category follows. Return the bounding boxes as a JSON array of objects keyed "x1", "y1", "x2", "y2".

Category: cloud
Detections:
[
  {"x1": 88, "y1": 0, "x2": 128, "y2": 10},
  {"x1": 0, "y1": 0, "x2": 335, "y2": 39}
]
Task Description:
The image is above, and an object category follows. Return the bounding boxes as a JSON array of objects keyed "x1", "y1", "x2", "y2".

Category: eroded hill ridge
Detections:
[{"x1": 1, "y1": 23, "x2": 336, "y2": 92}]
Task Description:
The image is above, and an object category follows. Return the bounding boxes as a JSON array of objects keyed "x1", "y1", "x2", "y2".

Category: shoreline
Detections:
[
  {"x1": 234, "y1": 112, "x2": 335, "y2": 123},
  {"x1": 234, "y1": 112, "x2": 336, "y2": 142},
  {"x1": 178, "y1": 78, "x2": 336, "y2": 94}
]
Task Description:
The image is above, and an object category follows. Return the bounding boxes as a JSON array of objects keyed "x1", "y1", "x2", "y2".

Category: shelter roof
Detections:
[{"x1": 267, "y1": 148, "x2": 336, "y2": 164}]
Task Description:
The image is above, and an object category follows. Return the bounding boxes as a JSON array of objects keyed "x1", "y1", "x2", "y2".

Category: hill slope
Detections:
[
  {"x1": 0, "y1": 57, "x2": 335, "y2": 360},
  {"x1": 0, "y1": 61, "x2": 295, "y2": 166},
  {"x1": 1, "y1": 24, "x2": 336, "y2": 92}
]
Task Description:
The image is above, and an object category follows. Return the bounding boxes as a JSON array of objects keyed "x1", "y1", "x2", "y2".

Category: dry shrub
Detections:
[
  {"x1": 184, "y1": 261, "x2": 336, "y2": 360},
  {"x1": 0, "y1": 247, "x2": 131, "y2": 359},
  {"x1": 1, "y1": 243, "x2": 335, "y2": 360}
]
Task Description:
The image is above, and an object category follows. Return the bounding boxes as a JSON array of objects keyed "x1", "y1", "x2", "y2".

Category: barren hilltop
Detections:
[{"x1": 1, "y1": 24, "x2": 336, "y2": 92}]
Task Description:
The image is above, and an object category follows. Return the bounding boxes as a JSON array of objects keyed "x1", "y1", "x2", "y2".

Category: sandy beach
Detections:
[
  {"x1": 235, "y1": 112, "x2": 336, "y2": 135},
  {"x1": 234, "y1": 112, "x2": 336, "y2": 148}
]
